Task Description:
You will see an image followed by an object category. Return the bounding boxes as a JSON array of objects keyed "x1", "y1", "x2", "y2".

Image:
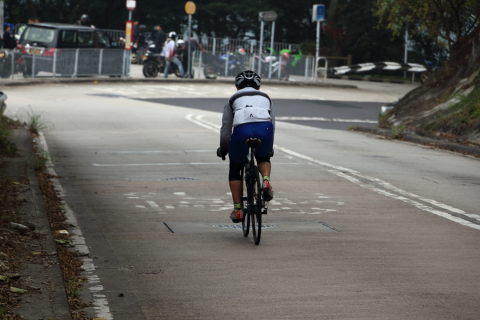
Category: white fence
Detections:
[{"x1": 0, "y1": 48, "x2": 130, "y2": 79}]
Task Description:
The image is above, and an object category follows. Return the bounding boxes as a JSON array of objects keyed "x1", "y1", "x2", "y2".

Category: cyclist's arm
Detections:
[
  {"x1": 220, "y1": 103, "x2": 233, "y2": 154},
  {"x1": 270, "y1": 101, "x2": 275, "y2": 129}
]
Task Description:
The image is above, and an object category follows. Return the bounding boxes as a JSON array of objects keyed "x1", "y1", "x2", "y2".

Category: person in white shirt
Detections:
[
  {"x1": 162, "y1": 32, "x2": 184, "y2": 78},
  {"x1": 217, "y1": 70, "x2": 275, "y2": 223}
]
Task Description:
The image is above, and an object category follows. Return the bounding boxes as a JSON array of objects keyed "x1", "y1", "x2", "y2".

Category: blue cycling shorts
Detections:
[{"x1": 229, "y1": 121, "x2": 274, "y2": 163}]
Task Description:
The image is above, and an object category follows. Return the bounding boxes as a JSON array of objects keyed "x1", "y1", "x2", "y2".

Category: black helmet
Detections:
[{"x1": 235, "y1": 70, "x2": 261, "y2": 90}]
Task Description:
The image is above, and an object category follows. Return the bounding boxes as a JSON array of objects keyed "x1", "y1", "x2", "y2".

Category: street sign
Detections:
[
  {"x1": 185, "y1": 1, "x2": 196, "y2": 15},
  {"x1": 259, "y1": 11, "x2": 277, "y2": 22},
  {"x1": 126, "y1": 0, "x2": 136, "y2": 11},
  {"x1": 312, "y1": 4, "x2": 325, "y2": 22}
]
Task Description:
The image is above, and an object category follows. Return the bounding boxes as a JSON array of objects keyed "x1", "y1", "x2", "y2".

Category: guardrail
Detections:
[{"x1": 0, "y1": 48, "x2": 130, "y2": 79}]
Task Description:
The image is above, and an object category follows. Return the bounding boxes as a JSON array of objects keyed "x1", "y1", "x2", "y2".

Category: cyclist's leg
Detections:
[
  {"x1": 253, "y1": 122, "x2": 274, "y2": 200},
  {"x1": 228, "y1": 124, "x2": 251, "y2": 221},
  {"x1": 253, "y1": 121, "x2": 274, "y2": 174},
  {"x1": 258, "y1": 161, "x2": 271, "y2": 178}
]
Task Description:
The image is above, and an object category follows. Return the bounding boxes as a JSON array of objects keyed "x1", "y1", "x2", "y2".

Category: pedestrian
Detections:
[
  {"x1": 76, "y1": 14, "x2": 94, "y2": 28},
  {"x1": 162, "y1": 32, "x2": 184, "y2": 78},
  {"x1": 3, "y1": 25, "x2": 17, "y2": 49},
  {"x1": 152, "y1": 25, "x2": 166, "y2": 54},
  {"x1": 279, "y1": 49, "x2": 291, "y2": 80},
  {"x1": 17, "y1": 17, "x2": 39, "y2": 39}
]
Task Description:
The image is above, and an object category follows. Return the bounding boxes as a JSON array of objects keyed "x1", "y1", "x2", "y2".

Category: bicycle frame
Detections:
[{"x1": 241, "y1": 139, "x2": 267, "y2": 245}]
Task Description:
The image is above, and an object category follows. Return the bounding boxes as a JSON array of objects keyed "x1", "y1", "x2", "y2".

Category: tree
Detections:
[{"x1": 374, "y1": 0, "x2": 480, "y2": 50}]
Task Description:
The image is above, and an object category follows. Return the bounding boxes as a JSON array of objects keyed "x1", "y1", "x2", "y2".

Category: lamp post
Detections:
[
  {"x1": 125, "y1": 0, "x2": 136, "y2": 50},
  {"x1": 258, "y1": 11, "x2": 277, "y2": 78},
  {"x1": 185, "y1": 1, "x2": 196, "y2": 78},
  {"x1": 312, "y1": 4, "x2": 325, "y2": 80}
]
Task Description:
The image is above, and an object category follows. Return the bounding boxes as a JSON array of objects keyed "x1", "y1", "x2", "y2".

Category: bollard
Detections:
[
  {"x1": 73, "y1": 49, "x2": 79, "y2": 77},
  {"x1": 32, "y1": 53, "x2": 36, "y2": 78},
  {"x1": 52, "y1": 50, "x2": 57, "y2": 77},
  {"x1": 224, "y1": 54, "x2": 229, "y2": 77},
  {"x1": 98, "y1": 49, "x2": 103, "y2": 75},
  {"x1": 10, "y1": 50, "x2": 14, "y2": 80}
]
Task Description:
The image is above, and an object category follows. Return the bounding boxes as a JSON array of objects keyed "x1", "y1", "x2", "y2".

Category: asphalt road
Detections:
[{"x1": 5, "y1": 82, "x2": 480, "y2": 320}]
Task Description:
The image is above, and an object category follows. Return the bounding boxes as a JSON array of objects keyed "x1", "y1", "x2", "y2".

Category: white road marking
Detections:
[
  {"x1": 186, "y1": 113, "x2": 480, "y2": 231},
  {"x1": 174, "y1": 192, "x2": 186, "y2": 196},
  {"x1": 93, "y1": 162, "x2": 297, "y2": 167},
  {"x1": 93, "y1": 162, "x2": 223, "y2": 167},
  {"x1": 275, "y1": 116, "x2": 377, "y2": 123},
  {"x1": 135, "y1": 205, "x2": 146, "y2": 209},
  {"x1": 146, "y1": 201, "x2": 161, "y2": 209},
  {"x1": 106, "y1": 150, "x2": 214, "y2": 154}
]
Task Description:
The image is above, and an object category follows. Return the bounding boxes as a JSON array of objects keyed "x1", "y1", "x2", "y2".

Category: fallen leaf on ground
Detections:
[{"x1": 10, "y1": 286, "x2": 28, "y2": 294}]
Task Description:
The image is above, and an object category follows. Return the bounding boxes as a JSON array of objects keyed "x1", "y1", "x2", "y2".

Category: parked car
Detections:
[{"x1": 18, "y1": 23, "x2": 120, "y2": 77}]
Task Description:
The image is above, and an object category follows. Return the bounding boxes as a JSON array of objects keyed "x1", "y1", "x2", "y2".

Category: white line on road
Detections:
[
  {"x1": 185, "y1": 113, "x2": 480, "y2": 231},
  {"x1": 146, "y1": 200, "x2": 161, "y2": 210},
  {"x1": 92, "y1": 162, "x2": 299, "y2": 167},
  {"x1": 92, "y1": 162, "x2": 222, "y2": 167},
  {"x1": 104, "y1": 150, "x2": 214, "y2": 154},
  {"x1": 275, "y1": 116, "x2": 377, "y2": 123}
]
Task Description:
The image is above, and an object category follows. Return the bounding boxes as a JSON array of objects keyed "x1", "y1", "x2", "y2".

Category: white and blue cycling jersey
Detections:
[{"x1": 220, "y1": 87, "x2": 275, "y2": 163}]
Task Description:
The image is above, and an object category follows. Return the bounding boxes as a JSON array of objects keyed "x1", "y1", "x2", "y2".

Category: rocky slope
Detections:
[{"x1": 383, "y1": 26, "x2": 480, "y2": 146}]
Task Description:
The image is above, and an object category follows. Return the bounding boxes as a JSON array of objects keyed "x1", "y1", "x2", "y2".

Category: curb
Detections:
[
  {"x1": 35, "y1": 131, "x2": 113, "y2": 320},
  {"x1": 0, "y1": 76, "x2": 358, "y2": 89},
  {"x1": 6, "y1": 129, "x2": 72, "y2": 320},
  {"x1": 352, "y1": 126, "x2": 480, "y2": 158}
]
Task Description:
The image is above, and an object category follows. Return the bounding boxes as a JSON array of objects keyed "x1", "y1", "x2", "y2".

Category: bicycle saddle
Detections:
[{"x1": 245, "y1": 138, "x2": 262, "y2": 147}]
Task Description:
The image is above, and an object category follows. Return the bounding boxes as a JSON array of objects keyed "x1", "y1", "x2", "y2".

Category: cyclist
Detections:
[{"x1": 217, "y1": 70, "x2": 275, "y2": 223}]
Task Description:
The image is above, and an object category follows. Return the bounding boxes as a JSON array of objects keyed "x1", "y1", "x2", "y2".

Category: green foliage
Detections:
[
  {"x1": 373, "y1": 0, "x2": 480, "y2": 48},
  {"x1": 34, "y1": 151, "x2": 49, "y2": 171},
  {"x1": 378, "y1": 112, "x2": 391, "y2": 129},
  {"x1": 26, "y1": 110, "x2": 47, "y2": 135},
  {"x1": 6, "y1": 0, "x2": 459, "y2": 64},
  {"x1": 391, "y1": 124, "x2": 407, "y2": 138},
  {"x1": 0, "y1": 115, "x2": 17, "y2": 156},
  {"x1": 422, "y1": 76, "x2": 480, "y2": 136}
]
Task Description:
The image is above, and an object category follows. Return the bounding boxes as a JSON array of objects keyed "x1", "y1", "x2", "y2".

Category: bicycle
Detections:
[{"x1": 241, "y1": 138, "x2": 268, "y2": 245}]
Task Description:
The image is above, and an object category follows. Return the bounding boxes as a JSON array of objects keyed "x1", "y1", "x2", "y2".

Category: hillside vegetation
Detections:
[{"x1": 383, "y1": 26, "x2": 480, "y2": 146}]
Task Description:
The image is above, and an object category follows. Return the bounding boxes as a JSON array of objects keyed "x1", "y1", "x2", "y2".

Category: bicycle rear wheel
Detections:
[{"x1": 251, "y1": 167, "x2": 262, "y2": 245}]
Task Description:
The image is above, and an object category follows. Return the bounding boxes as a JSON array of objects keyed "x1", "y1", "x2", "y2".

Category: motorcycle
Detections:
[
  {"x1": 203, "y1": 52, "x2": 244, "y2": 79},
  {"x1": 142, "y1": 42, "x2": 183, "y2": 78}
]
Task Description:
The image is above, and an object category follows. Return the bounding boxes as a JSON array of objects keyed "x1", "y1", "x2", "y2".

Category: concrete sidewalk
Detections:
[{"x1": 0, "y1": 129, "x2": 71, "y2": 319}]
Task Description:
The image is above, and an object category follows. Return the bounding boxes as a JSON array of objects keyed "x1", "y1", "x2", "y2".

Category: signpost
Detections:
[
  {"x1": 312, "y1": 4, "x2": 325, "y2": 80},
  {"x1": 0, "y1": 1, "x2": 4, "y2": 44},
  {"x1": 185, "y1": 1, "x2": 196, "y2": 78},
  {"x1": 258, "y1": 11, "x2": 277, "y2": 78},
  {"x1": 125, "y1": 0, "x2": 136, "y2": 50}
]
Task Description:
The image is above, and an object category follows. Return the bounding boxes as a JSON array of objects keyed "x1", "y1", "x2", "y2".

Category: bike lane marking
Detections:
[{"x1": 186, "y1": 113, "x2": 480, "y2": 231}]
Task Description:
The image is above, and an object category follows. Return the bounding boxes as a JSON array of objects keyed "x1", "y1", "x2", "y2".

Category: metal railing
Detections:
[
  {"x1": 197, "y1": 36, "x2": 300, "y2": 56},
  {"x1": 192, "y1": 51, "x2": 318, "y2": 80},
  {"x1": 0, "y1": 48, "x2": 130, "y2": 79}
]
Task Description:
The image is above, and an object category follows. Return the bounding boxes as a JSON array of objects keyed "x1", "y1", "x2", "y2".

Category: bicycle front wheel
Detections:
[{"x1": 242, "y1": 207, "x2": 250, "y2": 237}]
